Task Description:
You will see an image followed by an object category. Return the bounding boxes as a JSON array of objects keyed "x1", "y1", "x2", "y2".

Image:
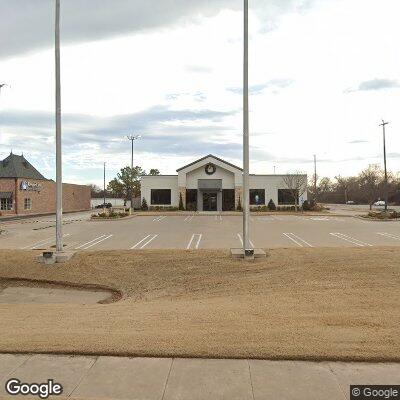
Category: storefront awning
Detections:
[
  {"x1": 198, "y1": 179, "x2": 222, "y2": 190},
  {"x1": 0, "y1": 192, "x2": 13, "y2": 199}
]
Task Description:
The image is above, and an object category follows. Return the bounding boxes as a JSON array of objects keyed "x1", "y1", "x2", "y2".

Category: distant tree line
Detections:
[
  {"x1": 89, "y1": 166, "x2": 160, "y2": 200},
  {"x1": 309, "y1": 164, "x2": 400, "y2": 208}
]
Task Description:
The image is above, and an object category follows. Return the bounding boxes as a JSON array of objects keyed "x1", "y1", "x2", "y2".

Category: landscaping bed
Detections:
[
  {"x1": 0, "y1": 248, "x2": 399, "y2": 361},
  {"x1": 361, "y1": 210, "x2": 400, "y2": 221}
]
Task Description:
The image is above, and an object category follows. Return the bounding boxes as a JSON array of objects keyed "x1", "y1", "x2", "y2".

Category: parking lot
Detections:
[{"x1": 1, "y1": 213, "x2": 400, "y2": 250}]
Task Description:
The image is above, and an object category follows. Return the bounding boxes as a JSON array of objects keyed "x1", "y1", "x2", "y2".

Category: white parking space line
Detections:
[
  {"x1": 184, "y1": 215, "x2": 194, "y2": 222},
  {"x1": 22, "y1": 234, "x2": 71, "y2": 250},
  {"x1": 79, "y1": 235, "x2": 113, "y2": 250},
  {"x1": 153, "y1": 216, "x2": 167, "y2": 222},
  {"x1": 140, "y1": 234, "x2": 158, "y2": 249},
  {"x1": 187, "y1": 234, "x2": 202, "y2": 250},
  {"x1": 237, "y1": 233, "x2": 255, "y2": 248},
  {"x1": 283, "y1": 233, "x2": 313, "y2": 247},
  {"x1": 377, "y1": 232, "x2": 400, "y2": 241},
  {"x1": 131, "y1": 234, "x2": 158, "y2": 249},
  {"x1": 330, "y1": 233, "x2": 372, "y2": 247},
  {"x1": 75, "y1": 235, "x2": 106, "y2": 250}
]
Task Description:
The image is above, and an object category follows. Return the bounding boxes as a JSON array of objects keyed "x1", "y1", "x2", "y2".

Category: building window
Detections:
[
  {"x1": 186, "y1": 189, "x2": 198, "y2": 211},
  {"x1": 278, "y1": 189, "x2": 298, "y2": 205},
  {"x1": 24, "y1": 198, "x2": 32, "y2": 210},
  {"x1": 151, "y1": 189, "x2": 171, "y2": 205},
  {"x1": 222, "y1": 189, "x2": 235, "y2": 211},
  {"x1": 0, "y1": 198, "x2": 12, "y2": 211},
  {"x1": 250, "y1": 189, "x2": 265, "y2": 205}
]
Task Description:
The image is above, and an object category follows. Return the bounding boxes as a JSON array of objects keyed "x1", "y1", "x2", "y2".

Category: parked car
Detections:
[
  {"x1": 346, "y1": 201, "x2": 355, "y2": 205},
  {"x1": 95, "y1": 203, "x2": 113, "y2": 209},
  {"x1": 373, "y1": 200, "x2": 386, "y2": 206}
]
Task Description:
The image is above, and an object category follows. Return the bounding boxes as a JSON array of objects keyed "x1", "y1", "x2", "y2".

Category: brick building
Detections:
[{"x1": 0, "y1": 153, "x2": 90, "y2": 216}]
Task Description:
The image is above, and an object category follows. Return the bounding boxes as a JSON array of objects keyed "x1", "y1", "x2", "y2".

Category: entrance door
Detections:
[{"x1": 203, "y1": 192, "x2": 218, "y2": 211}]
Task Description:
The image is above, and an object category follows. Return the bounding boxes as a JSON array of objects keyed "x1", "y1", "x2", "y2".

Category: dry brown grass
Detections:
[{"x1": 0, "y1": 248, "x2": 399, "y2": 361}]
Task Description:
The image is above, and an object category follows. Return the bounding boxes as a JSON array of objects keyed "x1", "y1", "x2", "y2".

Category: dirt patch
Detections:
[
  {"x1": 0, "y1": 286, "x2": 111, "y2": 304},
  {"x1": 0, "y1": 248, "x2": 399, "y2": 361},
  {"x1": 0, "y1": 278, "x2": 122, "y2": 304}
]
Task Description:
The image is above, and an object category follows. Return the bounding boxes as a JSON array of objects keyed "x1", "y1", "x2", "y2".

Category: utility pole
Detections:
[
  {"x1": 55, "y1": 0, "x2": 63, "y2": 253},
  {"x1": 313, "y1": 154, "x2": 317, "y2": 203},
  {"x1": 126, "y1": 134, "x2": 141, "y2": 212},
  {"x1": 380, "y1": 120, "x2": 389, "y2": 212},
  {"x1": 273, "y1": 166, "x2": 276, "y2": 174},
  {"x1": 243, "y1": 0, "x2": 253, "y2": 258}
]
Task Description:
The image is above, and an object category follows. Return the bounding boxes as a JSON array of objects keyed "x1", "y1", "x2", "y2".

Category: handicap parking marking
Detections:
[
  {"x1": 237, "y1": 233, "x2": 255, "y2": 248},
  {"x1": 282, "y1": 233, "x2": 313, "y2": 247},
  {"x1": 76, "y1": 234, "x2": 113, "y2": 250},
  {"x1": 330, "y1": 232, "x2": 372, "y2": 247},
  {"x1": 153, "y1": 216, "x2": 167, "y2": 222},
  {"x1": 214, "y1": 215, "x2": 222, "y2": 221},
  {"x1": 377, "y1": 232, "x2": 400, "y2": 241},
  {"x1": 131, "y1": 234, "x2": 159, "y2": 249},
  {"x1": 21, "y1": 234, "x2": 71, "y2": 250},
  {"x1": 186, "y1": 234, "x2": 202, "y2": 250}
]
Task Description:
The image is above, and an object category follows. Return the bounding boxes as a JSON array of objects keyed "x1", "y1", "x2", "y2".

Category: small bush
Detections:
[
  {"x1": 302, "y1": 200, "x2": 310, "y2": 211},
  {"x1": 141, "y1": 198, "x2": 148, "y2": 211},
  {"x1": 267, "y1": 199, "x2": 276, "y2": 211}
]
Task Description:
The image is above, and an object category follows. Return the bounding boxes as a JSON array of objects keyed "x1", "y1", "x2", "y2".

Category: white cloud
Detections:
[{"x1": 1, "y1": 0, "x2": 400, "y2": 183}]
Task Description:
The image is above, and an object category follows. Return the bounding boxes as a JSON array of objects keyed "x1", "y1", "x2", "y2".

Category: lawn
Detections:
[{"x1": 0, "y1": 248, "x2": 399, "y2": 361}]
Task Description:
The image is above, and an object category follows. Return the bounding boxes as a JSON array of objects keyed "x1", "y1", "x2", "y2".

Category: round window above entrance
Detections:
[{"x1": 205, "y1": 163, "x2": 216, "y2": 175}]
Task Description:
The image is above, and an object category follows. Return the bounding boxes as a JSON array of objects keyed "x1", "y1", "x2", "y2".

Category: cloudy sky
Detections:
[{"x1": 0, "y1": 0, "x2": 399, "y2": 186}]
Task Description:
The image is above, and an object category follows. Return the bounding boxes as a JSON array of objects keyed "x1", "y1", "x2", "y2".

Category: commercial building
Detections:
[
  {"x1": 0, "y1": 153, "x2": 91, "y2": 216},
  {"x1": 141, "y1": 154, "x2": 307, "y2": 211}
]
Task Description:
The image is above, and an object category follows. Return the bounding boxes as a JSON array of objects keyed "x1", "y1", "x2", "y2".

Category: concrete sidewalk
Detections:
[{"x1": 0, "y1": 354, "x2": 399, "y2": 399}]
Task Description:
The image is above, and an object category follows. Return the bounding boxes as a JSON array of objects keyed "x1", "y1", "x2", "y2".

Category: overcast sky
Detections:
[{"x1": 0, "y1": 0, "x2": 399, "y2": 186}]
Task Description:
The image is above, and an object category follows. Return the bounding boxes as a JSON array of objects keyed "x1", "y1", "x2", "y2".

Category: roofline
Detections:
[
  {"x1": 142, "y1": 175, "x2": 178, "y2": 177},
  {"x1": 250, "y1": 174, "x2": 307, "y2": 177},
  {"x1": 176, "y1": 154, "x2": 243, "y2": 172}
]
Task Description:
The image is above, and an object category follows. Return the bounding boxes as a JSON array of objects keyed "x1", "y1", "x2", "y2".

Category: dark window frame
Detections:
[
  {"x1": 0, "y1": 198, "x2": 13, "y2": 211},
  {"x1": 250, "y1": 189, "x2": 265, "y2": 205},
  {"x1": 278, "y1": 189, "x2": 299, "y2": 205},
  {"x1": 24, "y1": 198, "x2": 32, "y2": 210},
  {"x1": 151, "y1": 189, "x2": 172, "y2": 205},
  {"x1": 222, "y1": 189, "x2": 235, "y2": 211},
  {"x1": 186, "y1": 189, "x2": 198, "y2": 211}
]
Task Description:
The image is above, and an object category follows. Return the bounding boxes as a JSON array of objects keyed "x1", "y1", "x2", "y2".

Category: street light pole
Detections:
[
  {"x1": 243, "y1": 0, "x2": 252, "y2": 257},
  {"x1": 55, "y1": 0, "x2": 63, "y2": 253},
  {"x1": 313, "y1": 154, "x2": 317, "y2": 203},
  {"x1": 126, "y1": 135, "x2": 141, "y2": 211},
  {"x1": 103, "y1": 162, "x2": 106, "y2": 209},
  {"x1": 380, "y1": 120, "x2": 389, "y2": 212}
]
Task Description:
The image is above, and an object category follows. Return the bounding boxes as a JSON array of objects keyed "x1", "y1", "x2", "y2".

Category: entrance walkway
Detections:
[{"x1": 1, "y1": 354, "x2": 399, "y2": 399}]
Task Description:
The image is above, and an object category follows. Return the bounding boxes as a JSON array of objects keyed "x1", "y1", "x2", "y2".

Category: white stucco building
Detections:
[{"x1": 141, "y1": 155, "x2": 307, "y2": 211}]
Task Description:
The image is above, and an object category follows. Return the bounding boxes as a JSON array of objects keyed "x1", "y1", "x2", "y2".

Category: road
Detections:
[{"x1": 1, "y1": 213, "x2": 399, "y2": 250}]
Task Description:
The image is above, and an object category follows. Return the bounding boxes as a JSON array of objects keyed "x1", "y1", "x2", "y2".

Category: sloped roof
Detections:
[
  {"x1": 176, "y1": 154, "x2": 243, "y2": 172},
  {"x1": 0, "y1": 153, "x2": 47, "y2": 180}
]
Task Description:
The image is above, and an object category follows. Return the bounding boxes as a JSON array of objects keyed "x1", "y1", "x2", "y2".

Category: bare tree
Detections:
[
  {"x1": 335, "y1": 175, "x2": 351, "y2": 203},
  {"x1": 282, "y1": 172, "x2": 308, "y2": 211},
  {"x1": 359, "y1": 164, "x2": 383, "y2": 210}
]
